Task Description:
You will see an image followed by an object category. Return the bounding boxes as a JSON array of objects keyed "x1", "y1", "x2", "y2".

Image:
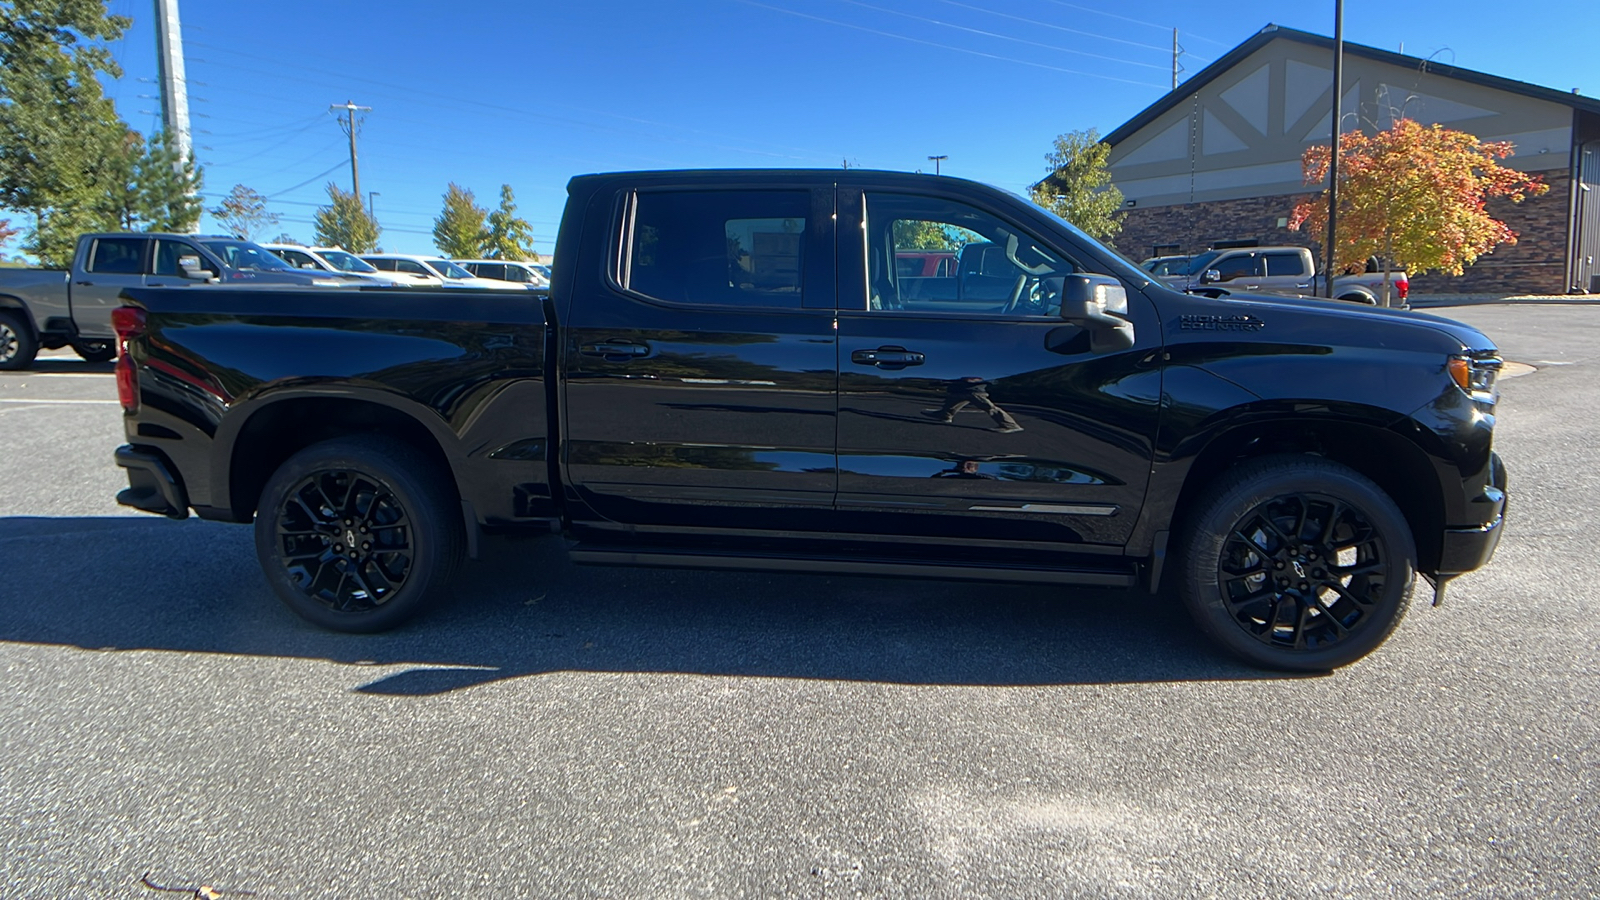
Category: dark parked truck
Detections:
[
  {"x1": 110, "y1": 170, "x2": 1508, "y2": 671},
  {"x1": 0, "y1": 232, "x2": 360, "y2": 370}
]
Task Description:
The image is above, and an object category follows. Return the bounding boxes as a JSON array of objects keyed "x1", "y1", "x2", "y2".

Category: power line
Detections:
[
  {"x1": 265, "y1": 161, "x2": 348, "y2": 199},
  {"x1": 1036, "y1": 0, "x2": 1229, "y2": 49},
  {"x1": 732, "y1": 0, "x2": 1169, "y2": 89},
  {"x1": 826, "y1": 0, "x2": 1172, "y2": 71}
]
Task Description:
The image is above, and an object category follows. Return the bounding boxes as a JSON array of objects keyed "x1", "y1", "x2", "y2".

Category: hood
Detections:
[{"x1": 1152, "y1": 286, "x2": 1498, "y2": 354}]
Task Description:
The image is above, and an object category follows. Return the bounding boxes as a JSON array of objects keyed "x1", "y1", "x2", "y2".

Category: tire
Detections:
[
  {"x1": 254, "y1": 436, "x2": 464, "y2": 632},
  {"x1": 1177, "y1": 455, "x2": 1416, "y2": 671},
  {"x1": 72, "y1": 339, "x2": 116, "y2": 363},
  {"x1": 0, "y1": 311, "x2": 39, "y2": 371}
]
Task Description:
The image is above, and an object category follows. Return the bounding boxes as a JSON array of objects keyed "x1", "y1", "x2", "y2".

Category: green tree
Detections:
[
  {"x1": 483, "y1": 184, "x2": 538, "y2": 261},
  {"x1": 313, "y1": 182, "x2": 380, "y2": 252},
  {"x1": 1029, "y1": 128, "x2": 1125, "y2": 242},
  {"x1": 137, "y1": 130, "x2": 203, "y2": 232},
  {"x1": 432, "y1": 182, "x2": 487, "y2": 258},
  {"x1": 209, "y1": 184, "x2": 278, "y2": 240},
  {"x1": 0, "y1": 0, "x2": 135, "y2": 265}
]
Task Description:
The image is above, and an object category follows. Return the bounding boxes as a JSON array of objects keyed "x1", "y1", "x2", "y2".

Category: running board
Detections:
[{"x1": 566, "y1": 545, "x2": 1136, "y2": 587}]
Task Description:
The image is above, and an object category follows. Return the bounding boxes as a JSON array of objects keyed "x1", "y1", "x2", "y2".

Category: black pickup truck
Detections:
[{"x1": 110, "y1": 169, "x2": 1507, "y2": 671}]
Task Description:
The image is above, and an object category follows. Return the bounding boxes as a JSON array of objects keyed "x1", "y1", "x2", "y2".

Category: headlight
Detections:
[{"x1": 1447, "y1": 355, "x2": 1500, "y2": 402}]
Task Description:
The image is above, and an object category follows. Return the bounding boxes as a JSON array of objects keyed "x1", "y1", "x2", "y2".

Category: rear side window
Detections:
[
  {"x1": 1263, "y1": 252, "x2": 1306, "y2": 277},
  {"x1": 87, "y1": 237, "x2": 147, "y2": 275},
  {"x1": 625, "y1": 190, "x2": 807, "y2": 307},
  {"x1": 395, "y1": 260, "x2": 429, "y2": 275}
]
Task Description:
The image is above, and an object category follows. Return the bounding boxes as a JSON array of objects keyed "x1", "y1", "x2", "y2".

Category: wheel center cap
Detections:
[
  {"x1": 1292, "y1": 560, "x2": 1307, "y2": 578},
  {"x1": 345, "y1": 528, "x2": 358, "y2": 547}
]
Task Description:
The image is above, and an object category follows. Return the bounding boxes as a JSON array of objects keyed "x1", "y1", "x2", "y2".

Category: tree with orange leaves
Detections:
[{"x1": 1290, "y1": 119, "x2": 1548, "y2": 304}]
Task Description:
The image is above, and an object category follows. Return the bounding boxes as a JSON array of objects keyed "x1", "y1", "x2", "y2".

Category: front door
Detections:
[
  {"x1": 834, "y1": 188, "x2": 1162, "y2": 554},
  {"x1": 561, "y1": 184, "x2": 839, "y2": 536}
]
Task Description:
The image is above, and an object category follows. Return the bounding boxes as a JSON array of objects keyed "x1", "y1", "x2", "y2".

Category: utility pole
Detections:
[
  {"x1": 331, "y1": 100, "x2": 371, "y2": 200},
  {"x1": 927, "y1": 155, "x2": 947, "y2": 175},
  {"x1": 368, "y1": 191, "x2": 379, "y2": 221},
  {"x1": 1324, "y1": 1, "x2": 1344, "y2": 298},
  {"x1": 153, "y1": 0, "x2": 192, "y2": 166}
]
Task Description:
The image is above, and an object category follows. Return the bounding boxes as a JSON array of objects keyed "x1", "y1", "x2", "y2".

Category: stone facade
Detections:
[{"x1": 1111, "y1": 169, "x2": 1573, "y2": 295}]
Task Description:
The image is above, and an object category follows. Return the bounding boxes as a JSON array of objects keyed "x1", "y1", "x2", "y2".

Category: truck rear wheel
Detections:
[
  {"x1": 72, "y1": 339, "x2": 116, "y2": 363},
  {"x1": 0, "y1": 311, "x2": 39, "y2": 371},
  {"x1": 254, "y1": 436, "x2": 464, "y2": 632},
  {"x1": 1177, "y1": 456, "x2": 1415, "y2": 671}
]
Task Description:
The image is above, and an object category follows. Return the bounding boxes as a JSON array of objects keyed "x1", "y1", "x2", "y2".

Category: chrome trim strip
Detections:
[{"x1": 969, "y1": 503, "x2": 1119, "y2": 516}]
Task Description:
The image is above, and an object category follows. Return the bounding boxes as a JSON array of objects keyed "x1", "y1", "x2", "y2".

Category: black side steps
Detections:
[{"x1": 566, "y1": 544, "x2": 1137, "y2": 588}]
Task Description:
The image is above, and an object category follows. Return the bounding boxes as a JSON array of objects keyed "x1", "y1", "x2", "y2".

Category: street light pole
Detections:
[
  {"x1": 927, "y1": 154, "x2": 947, "y2": 175},
  {"x1": 1324, "y1": 0, "x2": 1344, "y2": 298}
]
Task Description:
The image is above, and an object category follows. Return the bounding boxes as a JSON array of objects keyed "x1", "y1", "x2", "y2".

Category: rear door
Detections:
[
  {"x1": 71, "y1": 236, "x2": 152, "y2": 337},
  {"x1": 834, "y1": 186, "x2": 1162, "y2": 552},
  {"x1": 560, "y1": 182, "x2": 839, "y2": 534},
  {"x1": 1259, "y1": 250, "x2": 1314, "y2": 296}
]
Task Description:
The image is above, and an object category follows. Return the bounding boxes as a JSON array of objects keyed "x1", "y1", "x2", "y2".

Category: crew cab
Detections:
[
  {"x1": 1162, "y1": 245, "x2": 1408, "y2": 305},
  {"x1": 0, "y1": 233, "x2": 358, "y2": 370},
  {"x1": 109, "y1": 169, "x2": 1507, "y2": 671}
]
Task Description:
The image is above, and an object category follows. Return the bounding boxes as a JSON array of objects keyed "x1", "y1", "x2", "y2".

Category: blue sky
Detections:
[{"x1": 54, "y1": 1, "x2": 1600, "y2": 257}]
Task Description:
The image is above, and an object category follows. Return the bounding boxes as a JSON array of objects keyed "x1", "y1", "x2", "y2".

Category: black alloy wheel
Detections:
[
  {"x1": 255, "y1": 436, "x2": 463, "y2": 632},
  {"x1": 1179, "y1": 456, "x2": 1415, "y2": 671},
  {"x1": 0, "y1": 311, "x2": 39, "y2": 370}
]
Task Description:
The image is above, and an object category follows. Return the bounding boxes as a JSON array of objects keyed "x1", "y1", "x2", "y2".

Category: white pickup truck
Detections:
[{"x1": 1159, "y1": 245, "x2": 1408, "y2": 305}]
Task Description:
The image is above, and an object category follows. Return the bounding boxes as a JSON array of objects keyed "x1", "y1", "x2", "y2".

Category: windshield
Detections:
[
  {"x1": 200, "y1": 240, "x2": 296, "y2": 272},
  {"x1": 428, "y1": 259, "x2": 474, "y2": 279},
  {"x1": 1184, "y1": 250, "x2": 1224, "y2": 276},
  {"x1": 318, "y1": 250, "x2": 377, "y2": 273},
  {"x1": 1011, "y1": 189, "x2": 1151, "y2": 283}
]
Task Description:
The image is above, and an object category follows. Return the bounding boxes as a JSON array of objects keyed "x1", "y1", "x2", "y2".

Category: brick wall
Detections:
[{"x1": 1112, "y1": 169, "x2": 1572, "y2": 294}]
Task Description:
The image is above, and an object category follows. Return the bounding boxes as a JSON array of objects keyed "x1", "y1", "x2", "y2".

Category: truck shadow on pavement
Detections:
[{"x1": 0, "y1": 516, "x2": 1304, "y2": 693}]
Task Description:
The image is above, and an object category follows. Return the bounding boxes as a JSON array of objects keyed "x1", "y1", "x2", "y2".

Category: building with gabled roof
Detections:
[{"x1": 1101, "y1": 24, "x2": 1600, "y2": 294}]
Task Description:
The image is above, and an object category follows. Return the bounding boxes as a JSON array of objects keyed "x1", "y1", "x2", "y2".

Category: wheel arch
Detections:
[
  {"x1": 0, "y1": 295, "x2": 39, "y2": 333},
  {"x1": 219, "y1": 392, "x2": 462, "y2": 523},
  {"x1": 1168, "y1": 416, "x2": 1445, "y2": 576}
]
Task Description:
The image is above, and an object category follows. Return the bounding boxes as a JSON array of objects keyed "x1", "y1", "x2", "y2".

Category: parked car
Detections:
[
  {"x1": 1140, "y1": 255, "x2": 1192, "y2": 277},
  {"x1": 110, "y1": 168, "x2": 1506, "y2": 672},
  {"x1": 263, "y1": 244, "x2": 432, "y2": 287},
  {"x1": 1162, "y1": 246, "x2": 1409, "y2": 305},
  {"x1": 360, "y1": 253, "x2": 526, "y2": 290},
  {"x1": 0, "y1": 233, "x2": 358, "y2": 370},
  {"x1": 455, "y1": 259, "x2": 548, "y2": 288}
]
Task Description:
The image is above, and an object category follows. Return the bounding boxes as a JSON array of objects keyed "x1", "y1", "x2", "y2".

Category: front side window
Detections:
[
  {"x1": 625, "y1": 190, "x2": 807, "y2": 307},
  {"x1": 865, "y1": 193, "x2": 1073, "y2": 316},
  {"x1": 152, "y1": 239, "x2": 211, "y2": 276},
  {"x1": 280, "y1": 250, "x2": 319, "y2": 270},
  {"x1": 199, "y1": 240, "x2": 294, "y2": 272},
  {"x1": 394, "y1": 260, "x2": 429, "y2": 275},
  {"x1": 1212, "y1": 253, "x2": 1262, "y2": 281},
  {"x1": 87, "y1": 237, "x2": 148, "y2": 275}
]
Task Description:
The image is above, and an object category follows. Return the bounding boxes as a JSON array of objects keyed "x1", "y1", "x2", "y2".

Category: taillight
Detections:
[
  {"x1": 1397, "y1": 278, "x2": 1409, "y2": 301},
  {"x1": 112, "y1": 307, "x2": 146, "y2": 412}
]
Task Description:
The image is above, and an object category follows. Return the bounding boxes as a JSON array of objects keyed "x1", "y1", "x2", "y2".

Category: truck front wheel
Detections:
[
  {"x1": 1177, "y1": 456, "x2": 1416, "y2": 671},
  {"x1": 0, "y1": 311, "x2": 39, "y2": 370},
  {"x1": 254, "y1": 436, "x2": 464, "y2": 632}
]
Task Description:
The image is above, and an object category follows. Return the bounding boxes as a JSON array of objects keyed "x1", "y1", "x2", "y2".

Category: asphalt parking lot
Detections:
[{"x1": 2, "y1": 305, "x2": 1597, "y2": 899}]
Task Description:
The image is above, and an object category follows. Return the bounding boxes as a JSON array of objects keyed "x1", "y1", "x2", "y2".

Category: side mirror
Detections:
[
  {"x1": 1056, "y1": 274, "x2": 1135, "y2": 352},
  {"x1": 177, "y1": 255, "x2": 210, "y2": 281},
  {"x1": 1200, "y1": 268, "x2": 1222, "y2": 284}
]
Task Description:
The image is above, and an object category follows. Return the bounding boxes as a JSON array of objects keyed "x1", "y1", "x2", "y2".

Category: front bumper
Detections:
[
  {"x1": 115, "y1": 444, "x2": 189, "y2": 519},
  {"x1": 1437, "y1": 451, "x2": 1507, "y2": 576}
]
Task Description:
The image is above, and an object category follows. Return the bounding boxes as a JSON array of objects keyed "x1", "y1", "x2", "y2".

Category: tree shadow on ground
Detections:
[{"x1": 0, "y1": 516, "x2": 1306, "y2": 694}]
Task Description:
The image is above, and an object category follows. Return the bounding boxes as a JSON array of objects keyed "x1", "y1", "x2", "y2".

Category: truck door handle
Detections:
[
  {"x1": 580, "y1": 340, "x2": 651, "y2": 362},
  {"x1": 851, "y1": 346, "x2": 925, "y2": 369},
  {"x1": 1296, "y1": 281, "x2": 1313, "y2": 289},
  {"x1": 76, "y1": 281, "x2": 93, "y2": 286}
]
